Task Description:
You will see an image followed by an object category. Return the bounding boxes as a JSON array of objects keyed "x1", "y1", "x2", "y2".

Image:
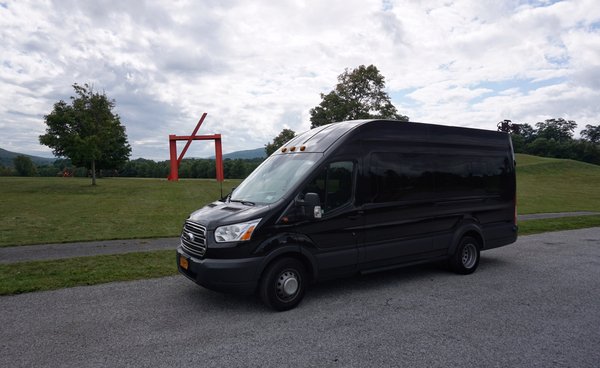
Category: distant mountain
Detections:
[
  {"x1": 0, "y1": 148, "x2": 55, "y2": 167},
  {"x1": 209, "y1": 147, "x2": 266, "y2": 160},
  {"x1": 1, "y1": 146, "x2": 264, "y2": 167}
]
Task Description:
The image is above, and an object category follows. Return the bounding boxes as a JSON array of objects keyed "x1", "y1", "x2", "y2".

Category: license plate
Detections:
[{"x1": 179, "y1": 256, "x2": 189, "y2": 270}]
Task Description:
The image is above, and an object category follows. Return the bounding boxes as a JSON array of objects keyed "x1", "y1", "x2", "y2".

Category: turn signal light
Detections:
[{"x1": 240, "y1": 225, "x2": 256, "y2": 241}]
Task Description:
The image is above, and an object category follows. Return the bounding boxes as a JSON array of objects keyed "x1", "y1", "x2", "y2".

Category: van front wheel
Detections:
[
  {"x1": 449, "y1": 236, "x2": 480, "y2": 275},
  {"x1": 259, "y1": 258, "x2": 307, "y2": 311}
]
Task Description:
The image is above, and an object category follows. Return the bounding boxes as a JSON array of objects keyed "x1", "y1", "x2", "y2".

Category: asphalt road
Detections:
[
  {"x1": 0, "y1": 237, "x2": 179, "y2": 264},
  {"x1": 1, "y1": 228, "x2": 599, "y2": 367}
]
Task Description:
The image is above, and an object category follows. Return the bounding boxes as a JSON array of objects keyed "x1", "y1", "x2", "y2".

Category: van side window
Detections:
[
  {"x1": 303, "y1": 161, "x2": 354, "y2": 213},
  {"x1": 434, "y1": 154, "x2": 510, "y2": 197},
  {"x1": 368, "y1": 152, "x2": 435, "y2": 203}
]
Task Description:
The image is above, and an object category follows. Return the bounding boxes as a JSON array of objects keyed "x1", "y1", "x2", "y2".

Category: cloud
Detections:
[{"x1": 1, "y1": 0, "x2": 599, "y2": 160}]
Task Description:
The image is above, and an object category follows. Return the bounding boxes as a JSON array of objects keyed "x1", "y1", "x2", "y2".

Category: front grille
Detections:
[{"x1": 180, "y1": 221, "x2": 207, "y2": 257}]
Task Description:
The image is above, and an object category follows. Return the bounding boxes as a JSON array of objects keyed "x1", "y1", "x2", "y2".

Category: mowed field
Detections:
[
  {"x1": 1, "y1": 153, "x2": 599, "y2": 247},
  {"x1": 0, "y1": 177, "x2": 240, "y2": 247},
  {"x1": 516, "y1": 154, "x2": 600, "y2": 213}
]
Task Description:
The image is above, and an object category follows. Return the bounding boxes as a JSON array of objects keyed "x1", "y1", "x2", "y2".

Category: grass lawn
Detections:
[
  {"x1": 0, "y1": 177, "x2": 240, "y2": 247},
  {"x1": 516, "y1": 154, "x2": 600, "y2": 214},
  {"x1": 1, "y1": 154, "x2": 599, "y2": 296},
  {"x1": 518, "y1": 215, "x2": 600, "y2": 235},
  {"x1": 0, "y1": 250, "x2": 176, "y2": 295}
]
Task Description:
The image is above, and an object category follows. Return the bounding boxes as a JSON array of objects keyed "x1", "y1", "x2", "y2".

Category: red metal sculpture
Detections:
[{"x1": 167, "y1": 113, "x2": 224, "y2": 182}]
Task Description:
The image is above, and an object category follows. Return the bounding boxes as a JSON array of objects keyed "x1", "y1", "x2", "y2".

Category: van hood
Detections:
[{"x1": 188, "y1": 200, "x2": 272, "y2": 230}]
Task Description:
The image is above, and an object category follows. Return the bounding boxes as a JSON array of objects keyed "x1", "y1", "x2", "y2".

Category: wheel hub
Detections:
[
  {"x1": 462, "y1": 243, "x2": 477, "y2": 268},
  {"x1": 277, "y1": 271, "x2": 299, "y2": 299}
]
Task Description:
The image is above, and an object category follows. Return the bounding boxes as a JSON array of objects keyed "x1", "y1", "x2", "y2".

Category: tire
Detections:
[
  {"x1": 259, "y1": 258, "x2": 307, "y2": 311},
  {"x1": 449, "y1": 236, "x2": 481, "y2": 275}
]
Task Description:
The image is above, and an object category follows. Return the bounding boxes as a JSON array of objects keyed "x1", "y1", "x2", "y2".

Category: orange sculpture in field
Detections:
[{"x1": 167, "y1": 113, "x2": 223, "y2": 182}]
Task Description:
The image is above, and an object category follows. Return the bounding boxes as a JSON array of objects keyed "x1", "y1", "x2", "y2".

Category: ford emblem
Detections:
[{"x1": 186, "y1": 232, "x2": 195, "y2": 242}]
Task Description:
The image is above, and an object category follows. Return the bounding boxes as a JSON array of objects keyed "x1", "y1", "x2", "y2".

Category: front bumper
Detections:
[{"x1": 176, "y1": 246, "x2": 263, "y2": 295}]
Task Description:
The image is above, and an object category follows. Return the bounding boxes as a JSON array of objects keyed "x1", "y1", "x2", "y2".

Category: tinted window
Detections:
[
  {"x1": 434, "y1": 154, "x2": 511, "y2": 197},
  {"x1": 303, "y1": 161, "x2": 354, "y2": 213},
  {"x1": 366, "y1": 152, "x2": 511, "y2": 203},
  {"x1": 368, "y1": 152, "x2": 435, "y2": 203}
]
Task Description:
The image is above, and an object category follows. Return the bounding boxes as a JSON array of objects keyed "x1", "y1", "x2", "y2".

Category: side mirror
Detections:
[{"x1": 299, "y1": 192, "x2": 322, "y2": 220}]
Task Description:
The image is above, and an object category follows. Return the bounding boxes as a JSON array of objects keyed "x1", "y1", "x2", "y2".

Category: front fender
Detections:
[{"x1": 252, "y1": 233, "x2": 319, "y2": 282}]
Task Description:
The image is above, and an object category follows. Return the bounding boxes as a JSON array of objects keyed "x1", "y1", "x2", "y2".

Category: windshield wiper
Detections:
[{"x1": 230, "y1": 199, "x2": 256, "y2": 206}]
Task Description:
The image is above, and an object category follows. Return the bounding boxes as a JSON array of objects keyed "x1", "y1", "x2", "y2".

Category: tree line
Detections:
[
  {"x1": 1, "y1": 156, "x2": 263, "y2": 179},
  {"x1": 501, "y1": 118, "x2": 600, "y2": 165},
  {"x1": 120, "y1": 158, "x2": 262, "y2": 179}
]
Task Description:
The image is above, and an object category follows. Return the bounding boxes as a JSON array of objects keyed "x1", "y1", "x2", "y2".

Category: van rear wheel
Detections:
[
  {"x1": 259, "y1": 258, "x2": 307, "y2": 311},
  {"x1": 449, "y1": 236, "x2": 480, "y2": 275}
]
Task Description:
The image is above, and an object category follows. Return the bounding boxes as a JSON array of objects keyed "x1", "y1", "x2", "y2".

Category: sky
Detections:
[{"x1": 1, "y1": 0, "x2": 599, "y2": 160}]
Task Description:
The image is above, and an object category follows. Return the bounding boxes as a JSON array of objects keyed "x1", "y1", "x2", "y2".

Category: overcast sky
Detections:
[{"x1": 1, "y1": 0, "x2": 599, "y2": 160}]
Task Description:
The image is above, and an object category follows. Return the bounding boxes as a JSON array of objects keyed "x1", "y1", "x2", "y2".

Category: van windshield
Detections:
[{"x1": 231, "y1": 153, "x2": 321, "y2": 205}]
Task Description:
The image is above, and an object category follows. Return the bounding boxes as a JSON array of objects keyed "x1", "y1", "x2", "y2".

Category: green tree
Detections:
[
  {"x1": 228, "y1": 159, "x2": 246, "y2": 179},
  {"x1": 535, "y1": 118, "x2": 577, "y2": 143},
  {"x1": 13, "y1": 155, "x2": 38, "y2": 176},
  {"x1": 518, "y1": 123, "x2": 537, "y2": 143},
  {"x1": 581, "y1": 124, "x2": 600, "y2": 144},
  {"x1": 0, "y1": 163, "x2": 13, "y2": 176},
  {"x1": 39, "y1": 83, "x2": 131, "y2": 185},
  {"x1": 527, "y1": 138, "x2": 555, "y2": 157},
  {"x1": 265, "y1": 128, "x2": 296, "y2": 156},
  {"x1": 510, "y1": 134, "x2": 525, "y2": 153},
  {"x1": 575, "y1": 140, "x2": 600, "y2": 164},
  {"x1": 309, "y1": 64, "x2": 408, "y2": 128}
]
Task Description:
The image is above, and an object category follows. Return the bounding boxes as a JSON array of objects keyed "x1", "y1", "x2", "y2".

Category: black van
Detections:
[{"x1": 177, "y1": 120, "x2": 517, "y2": 310}]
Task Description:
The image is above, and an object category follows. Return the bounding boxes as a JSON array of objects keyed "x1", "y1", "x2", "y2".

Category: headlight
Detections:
[{"x1": 214, "y1": 219, "x2": 262, "y2": 243}]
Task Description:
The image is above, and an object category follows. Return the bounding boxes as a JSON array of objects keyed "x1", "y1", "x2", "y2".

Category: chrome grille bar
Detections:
[{"x1": 180, "y1": 221, "x2": 207, "y2": 257}]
